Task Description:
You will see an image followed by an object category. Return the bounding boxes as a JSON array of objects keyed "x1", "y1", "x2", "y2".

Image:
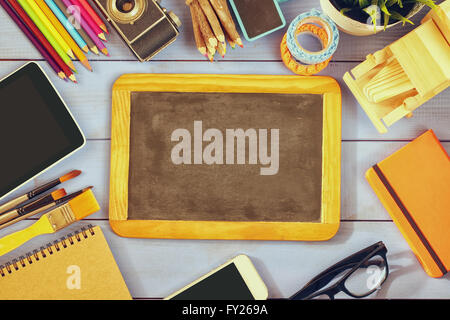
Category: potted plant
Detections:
[{"x1": 320, "y1": 0, "x2": 437, "y2": 36}]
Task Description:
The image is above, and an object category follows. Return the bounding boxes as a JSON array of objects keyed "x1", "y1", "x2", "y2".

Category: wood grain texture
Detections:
[{"x1": 0, "y1": 0, "x2": 448, "y2": 299}]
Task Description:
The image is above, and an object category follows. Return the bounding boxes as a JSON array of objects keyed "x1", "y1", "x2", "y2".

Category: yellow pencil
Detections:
[
  {"x1": 35, "y1": 0, "x2": 92, "y2": 71},
  {"x1": 25, "y1": 0, "x2": 74, "y2": 59}
]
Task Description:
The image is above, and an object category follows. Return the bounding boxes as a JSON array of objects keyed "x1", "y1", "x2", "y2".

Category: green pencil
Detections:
[{"x1": 17, "y1": 0, "x2": 76, "y2": 72}]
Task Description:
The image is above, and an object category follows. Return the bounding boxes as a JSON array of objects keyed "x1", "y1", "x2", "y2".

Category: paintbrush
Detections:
[
  {"x1": 0, "y1": 189, "x2": 66, "y2": 226},
  {"x1": 0, "y1": 187, "x2": 92, "y2": 231},
  {"x1": 0, "y1": 170, "x2": 81, "y2": 214},
  {"x1": 0, "y1": 189, "x2": 99, "y2": 257}
]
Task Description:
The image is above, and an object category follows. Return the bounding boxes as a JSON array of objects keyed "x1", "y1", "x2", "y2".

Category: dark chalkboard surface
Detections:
[{"x1": 127, "y1": 91, "x2": 323, "y2": 222}]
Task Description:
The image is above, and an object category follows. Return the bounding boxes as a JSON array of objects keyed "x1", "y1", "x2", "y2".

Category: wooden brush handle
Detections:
[
  {"x1": 0, "y1": 210, "x2": 19, "y2": 226},
  {"x1": 0, "y1": 194, "x2": 29, "y2": 215},
  {"x1": 0, "y1": 218, "x2": 53, "y2": 256}
]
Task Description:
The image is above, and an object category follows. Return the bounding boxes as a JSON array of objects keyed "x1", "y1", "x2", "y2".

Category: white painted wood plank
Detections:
[
  {"x1": 1, "y1": 140, "x2": 449, "y2": 222},
  {"x1": 0, "y1": 220, "x2": 449, "y2": 299},
  {"x1": 0, "y1": 60, "x2": 448, "y2": 141},
  {"x1": 0, "y1": 0, "x2": 437, "y2": 61}
]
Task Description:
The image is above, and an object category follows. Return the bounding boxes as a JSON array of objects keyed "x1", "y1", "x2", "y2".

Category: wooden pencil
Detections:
[
  {"x1": 217, "y1": 39, "x2": 226, "y2": 57},
  {"x1": 53, "y1": 0, "x2": 98, "y2": 54},
  {"x1": 0, "y1": 0, "x2": 65, "y2": 80},
  {"x1": 198, "y1": 0, "x2": 225, "y2": 44},
  {"x1": 24, "y1": 0, "x2": 75, "y2": 59},
  {"x1": 45, "y1": 0, "x2": 88, "y2": 53},
  {"x1": 63, "y1": 0, "x2": 109, "y2": 55},
  {"x1": 6, "y1": 0, "x2": 76, "y2": 81},
  {"x1": 226, "y1": 31, "x2": 236, "y2": 49},
  {"x1": 35, "y1": 0, "x2": 92, "y2": 71},
  {"x1": 209, "y1": 0, "x2": 242, "y2": 47},
  {"x1": 189, "y1": 4, "x2": 207, "y2": 57},
  {"x1": 70, "y1": 0, "x2": 106, "y2": 41},
  {"x1": 190, "y1": 0, "x2": 217, "y2": 48},
  {"x1": 15, "y1": 0, "x2": 77, "y2": 73},
  {"x1": 78, "y1": 0, "x2": 108, "y2": 34}
]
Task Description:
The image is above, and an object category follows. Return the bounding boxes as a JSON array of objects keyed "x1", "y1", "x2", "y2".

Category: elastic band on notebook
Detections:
[{"x1": 372, "y1": 164, "x2": 447, "y2": 275}]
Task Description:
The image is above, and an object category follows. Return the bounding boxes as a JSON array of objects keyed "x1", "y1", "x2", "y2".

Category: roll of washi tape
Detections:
[
  {"x1": 286, "y1": 9, "x2": 339, "y2": 64},
  {"x1": 281, "y1": 24, "x2": 331, "y2": 76}
]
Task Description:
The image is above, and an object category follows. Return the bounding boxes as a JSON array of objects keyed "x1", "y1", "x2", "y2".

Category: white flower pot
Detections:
[{"x1": 319, "y1": 0, "x2": 424, "y2": 36}]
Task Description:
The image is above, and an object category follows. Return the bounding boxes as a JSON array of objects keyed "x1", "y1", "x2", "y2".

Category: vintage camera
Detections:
[{"x1": 93, "y1": 0, "x2": 181, "y2": 61}]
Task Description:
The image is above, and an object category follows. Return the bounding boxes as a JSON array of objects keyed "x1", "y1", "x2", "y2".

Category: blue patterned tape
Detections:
[{"x1": 286, "y1": 9, "x2": 339, "y2": 65}]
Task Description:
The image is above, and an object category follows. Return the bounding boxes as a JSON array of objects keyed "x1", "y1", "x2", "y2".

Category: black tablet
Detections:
[{"x1": 0, "y1": 62, "x2": 85, "y2": 199}]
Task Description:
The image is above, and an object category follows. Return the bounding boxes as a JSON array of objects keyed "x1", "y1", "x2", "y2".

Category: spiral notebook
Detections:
[{"x1": 0, "y1": 225, "x2": 131, "y2": 300}]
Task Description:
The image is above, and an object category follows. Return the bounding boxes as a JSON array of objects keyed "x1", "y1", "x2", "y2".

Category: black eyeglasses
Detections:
[{"x1": 290, "y1": 241, "x2": 389, "y2": 300}]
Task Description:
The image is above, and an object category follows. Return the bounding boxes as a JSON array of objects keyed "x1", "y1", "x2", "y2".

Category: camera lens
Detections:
[
  {"x1": 107, "y1": 0, "x2": 146, "y2": 24},
  {"x1": 116, "y1": 0, "x2": 135, "y2": 13}
]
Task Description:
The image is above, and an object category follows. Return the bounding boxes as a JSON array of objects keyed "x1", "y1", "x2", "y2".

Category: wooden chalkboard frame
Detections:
[{"x1": 109, "y1": 74, "x2": 341, "y2": 240}]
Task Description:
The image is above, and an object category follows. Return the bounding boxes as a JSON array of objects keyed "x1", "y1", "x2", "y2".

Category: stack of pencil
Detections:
[
  {"x1": 0, "y1": 0, "x2": 110, "y2": 83},
  {"x1": 186, "y1": 0, "x2": 243, "y2": 61}
]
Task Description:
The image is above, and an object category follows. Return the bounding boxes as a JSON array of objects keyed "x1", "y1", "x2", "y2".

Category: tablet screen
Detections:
[{"x1": 0, "y1": 63, "x2": 85, "y2": 198}]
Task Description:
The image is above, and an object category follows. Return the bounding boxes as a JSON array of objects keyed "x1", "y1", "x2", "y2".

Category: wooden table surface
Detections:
[{"x1": 0, "y1": 0, "x2": 449, "y2": 299}]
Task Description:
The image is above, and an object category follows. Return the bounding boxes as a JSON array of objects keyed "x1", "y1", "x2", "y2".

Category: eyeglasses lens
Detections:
[{"x1": 345, "y1": 255, "x2": 387, "y2": 296}]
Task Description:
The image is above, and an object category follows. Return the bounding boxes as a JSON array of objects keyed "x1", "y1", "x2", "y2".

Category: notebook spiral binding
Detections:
[{"x1": 0, "y1": 224, "x2": 96, "y2": 277}]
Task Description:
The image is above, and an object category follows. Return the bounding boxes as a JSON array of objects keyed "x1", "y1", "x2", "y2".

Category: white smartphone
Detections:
[{"x1": 165, "y1": 254, "x2": 268, "y2": 300}]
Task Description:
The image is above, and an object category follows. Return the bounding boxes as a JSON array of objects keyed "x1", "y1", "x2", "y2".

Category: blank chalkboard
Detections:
[
  {"x1": 128, "y1": 91, "x2": 323, "y2": 222},
  {"x1": 109, "y1": 74, "x2": 341, "y2": 240}
]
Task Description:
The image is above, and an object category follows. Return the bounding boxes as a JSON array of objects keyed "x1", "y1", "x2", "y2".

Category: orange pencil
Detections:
[
  {"x1": 78, "y1": 0, "x2": 108, "y2": 34},
  {"x1": 35, "y1": 0, "x2": 92, "y2": 71}
]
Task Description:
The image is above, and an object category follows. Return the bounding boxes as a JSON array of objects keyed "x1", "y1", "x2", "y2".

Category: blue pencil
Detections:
[{"x1": 44, "y1": 0, "x2": 88, "y2": 53}]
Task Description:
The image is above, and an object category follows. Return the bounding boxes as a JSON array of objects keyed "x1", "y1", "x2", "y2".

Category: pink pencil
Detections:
[
  {"x1": 62, "y1": 0, "x2": 109, "y2": 55},
  {"x1": 69, "y1": 0, "x2": 106, "y2": 41}
]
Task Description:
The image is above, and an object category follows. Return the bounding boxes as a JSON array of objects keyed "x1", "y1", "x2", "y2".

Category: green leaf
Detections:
[
  {"x1": 397, "y1": 0, "x2": 403, "y2": 8},
  {"x1": 340, "y1": 7, "x2": 352, "y2": 15},
  {"x1": 378, "y1": 0, "x2": 391, "y2": 15},
  {"x1": 383, "y1": 12, "x2": 390, "y2": 29},
  {"x1": 359, "y1": 0, "x2": 370, "y2": 8},
  {"x1": 363, "y1": 5, "x2": 379, "y2": 31},
  {"x1": 390, "y1": 10, "x2": 414, "y2": 25},
  {"x1": 408, "y1": 0, "x2": 438, "y2": 9}
]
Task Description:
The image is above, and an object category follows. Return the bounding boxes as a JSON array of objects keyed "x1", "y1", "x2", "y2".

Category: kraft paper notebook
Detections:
[
  {"x1": 366, "y1": 129, "x2": 450, "y2": 278},
  {"x1": 0, "y1": 225, "x2": 131, "y2": 299}
]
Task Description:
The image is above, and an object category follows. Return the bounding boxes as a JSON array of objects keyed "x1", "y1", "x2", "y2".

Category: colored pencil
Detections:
[
  {"x1": 16, "y1": 0, "x2": 76, "y2": 72},
  {"x1": 210, "y1": 0, "x2": 243, "y2": 48},
  {"x1": 44, "y1": 0, "x2": 88, "y2": 53},
  {"x1": 70, "y1": 0, "x2": 106, "y2": 40},
  {"x1": 189, "y1": 4, "x2": 207, "y2": 57},
  {"x1": 35, "y1": 0, "x2": 92, "y2": 71},
  {"x1": 63, "y1": 0, "x2": 108, "y2": 55},
  {"x1": 7, "y1": 0, "x2": 76, "y2": 81},
  {"x1": 25, "y1": 0, "x2": 75, "y2": 59},
  {"x1": 0, "y1": 0, "x2": 65, "y2": 80},
  {"x1": 78, "y1": 0, "x2": 107, "y2": 33},
  {"x1": 52, "y1": 0, "x2": 98, "y2": 54}
]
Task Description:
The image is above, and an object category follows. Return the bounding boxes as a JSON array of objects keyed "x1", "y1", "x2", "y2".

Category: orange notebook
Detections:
[
  {"x1": 366, "y1": 129, "x2": 450, "y2": 278},
  {"x1": 0, "y1": 225, "x2": 131, "y2": 299}
]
